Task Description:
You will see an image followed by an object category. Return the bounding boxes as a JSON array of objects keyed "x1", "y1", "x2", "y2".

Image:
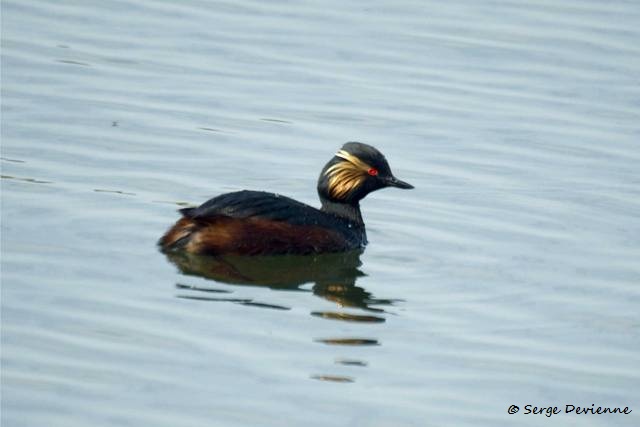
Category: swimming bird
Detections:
[{"x1": 159, "y1": 142, "x2": 413, "y2": 255}]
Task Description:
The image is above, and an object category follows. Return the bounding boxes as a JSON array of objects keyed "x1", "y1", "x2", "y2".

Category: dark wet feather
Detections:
[{"x1": 182, "y1": 190, "x2": 343, "y2": 228}]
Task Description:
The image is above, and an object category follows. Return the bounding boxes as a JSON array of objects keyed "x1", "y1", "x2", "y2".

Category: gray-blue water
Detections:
[{"x1": 2, "y1": 1, "x2": 639, "y2": 426}]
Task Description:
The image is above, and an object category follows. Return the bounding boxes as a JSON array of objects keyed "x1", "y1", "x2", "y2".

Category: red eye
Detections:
[{"x1": 368, "y1": 168, "x2": 378, "y2": 176}]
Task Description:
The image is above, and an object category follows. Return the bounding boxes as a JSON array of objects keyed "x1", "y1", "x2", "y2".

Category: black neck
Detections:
[{"x1": 319, "y1": 197, "x2": 364, "y2": 226}]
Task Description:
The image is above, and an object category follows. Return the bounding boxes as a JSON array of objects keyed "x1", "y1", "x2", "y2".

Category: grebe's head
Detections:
[{"x1": 318, "y1": 142, "x2": 413, "y2": 204}]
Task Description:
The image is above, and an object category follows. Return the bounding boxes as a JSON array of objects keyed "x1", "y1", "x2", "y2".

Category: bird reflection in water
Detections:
[
  {"x1": 164, "y1": 250, "x2": 399, "y2": 320},
  {"x1": 164, "y1": 250, "x2": 392, "y2": 382}
]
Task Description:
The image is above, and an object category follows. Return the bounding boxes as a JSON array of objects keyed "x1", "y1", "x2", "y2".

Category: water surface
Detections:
[{"x1": 2, "y1": 1, "x2": 639, "y2": 426}]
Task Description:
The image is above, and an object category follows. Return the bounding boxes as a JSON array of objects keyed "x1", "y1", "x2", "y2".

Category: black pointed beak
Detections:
[{"x1": 385, "y1": 176, "x2": 414, "y2": 189}]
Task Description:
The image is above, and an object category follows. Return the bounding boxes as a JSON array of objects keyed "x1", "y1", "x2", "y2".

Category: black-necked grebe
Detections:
[{"x1": 159, "y1": 142, "x2": 413, "y2": 255}]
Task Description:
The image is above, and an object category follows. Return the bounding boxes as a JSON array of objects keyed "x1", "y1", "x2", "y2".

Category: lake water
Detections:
[{"x1": 2, "y1": 1, "x2": 639, "y2": 426}]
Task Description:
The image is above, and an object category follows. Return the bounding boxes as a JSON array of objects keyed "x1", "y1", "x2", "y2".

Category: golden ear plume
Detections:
[{"x1": 324, "y1": 150, "x2": 372, "y2": 199}]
